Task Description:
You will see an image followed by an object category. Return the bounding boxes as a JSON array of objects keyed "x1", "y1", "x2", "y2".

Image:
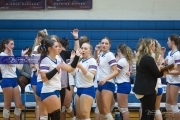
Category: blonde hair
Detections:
[
  {"x1": 136, "y1": 38, "x2": 155, "y2": 65},
  {"x1": 32, "y1": 29, "x2": 48, "y2": 54},
  {"x1": 154, "y1": 40, "x2": 161, "y2": 63},
  {"x1": 118, "y1": 44, "x2": 133, "y2": 65}
]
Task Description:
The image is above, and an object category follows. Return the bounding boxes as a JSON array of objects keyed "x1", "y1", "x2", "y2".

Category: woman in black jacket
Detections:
[{"x1": 133, "y1": 38, "x2": 167, "y2": 120}]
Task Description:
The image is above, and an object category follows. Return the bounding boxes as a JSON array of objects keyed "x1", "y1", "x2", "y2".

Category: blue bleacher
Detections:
[{"x1": 0, "y1": 20, "x2": 180, "y2": 56}]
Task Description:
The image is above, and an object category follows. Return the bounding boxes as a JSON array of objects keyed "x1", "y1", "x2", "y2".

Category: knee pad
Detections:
[
  {"x1": 95, "y1": 106, "x2": 99, "y2": 114},
  {"x1": 165, "y1": 103, "x2": 172, "y2": 111},
  {"x1": 104, "y1": 113, "x2": 114, "y2": 120},
  {"x1": 118, "y1": 107, "x2": 128, "y2": 113},
  {"x1": 61, "y1": 106, "x2": 66, "y2": 113},
  {"x1": 171, "y1": 105, "x2": 180, "y2": 113},
  {"x1": 40, "y1": 116, "x2": 48, "y2": 120},
  {"x1": 66, "y1": 106, "x2": 73, "y2": 113},
  {"x1": 3, "y1": 108, "x2": 10, "y2": 118},
  {"x1": 49, "y1": 109, "x2": 60, "y2": 120},
  {"x1": 139, "y1": 107, "x2": 142, "y2": 112},
  {"x1": 155, "y1": 110, "x2": 162, "y2": 116},
  {"x1": 14, "y1": 108, "x2": 21, "y2": 116},
  {"x1": 82, "y1": 118, "x2": 90, "y2": 120}
]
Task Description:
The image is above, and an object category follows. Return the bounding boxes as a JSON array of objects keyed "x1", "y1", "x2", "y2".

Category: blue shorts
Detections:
[
  {"x1": 77, "y1": 86, "x2": 95, "y2": 99},
  {"x1": 1, "y1": 78, "x2": 18, "y2": 88},
  {"x1": 98, "y1": 82, "x2": 115, "y2": 93},
  {"x1": 169, "y1": 83, "x2": 180, "y2": 87},
  {"x1": 117, "y1": 82, "x2": 131, "y2": 94},
  {"x1": 36, "y1": 82, "x2": 43, "y2": 97},
  {"x1": 41, "y1": 90, "x2": 60, "y2": 101},
  {"x1": 31, "y1": 71, "x2": 37, "y2": 86},
  {"x1": 157, "y1": 88, "x2": 163, "y2": 96}
]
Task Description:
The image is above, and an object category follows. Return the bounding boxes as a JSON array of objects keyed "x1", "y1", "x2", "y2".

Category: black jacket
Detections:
[{"x1": 133, "y1": 55, "x2": 163, "y2": 95}]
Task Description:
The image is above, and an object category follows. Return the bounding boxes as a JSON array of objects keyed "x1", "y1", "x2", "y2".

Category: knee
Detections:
[
  {"x1": 81, "y1": 112, "x2": 88, "y2": 119},
  {"x1": 3, "y1": 108, "x2": 10, "y2": 118},
  {"x1": 14, "y1": 108, "x2": 22, "y2": 116},
  {"x1": 118, "y1": 107, "x2": 129, "y2": 114},
  {"x1": 171, "y1": 105, "x2": 180, "y2": 113}
]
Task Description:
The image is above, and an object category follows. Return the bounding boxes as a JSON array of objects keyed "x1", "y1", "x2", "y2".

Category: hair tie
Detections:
[
  {"x1": 41, "y1": 46, "x2": 46, "y2": 51},
  {"x1": 124, "y1": 45, "x2": 127, "y2": 49},
  {"x1": 62, "y1": 36, "x2": 67, "y2": 40}
]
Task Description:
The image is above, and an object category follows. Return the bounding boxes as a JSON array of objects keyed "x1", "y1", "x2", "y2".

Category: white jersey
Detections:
[
  {"x1": 66, "y1": 59, "x2": 75, "y2": 86},
  {"x1": 96, "y1": 52, "x2": 117, "y2": 83},
  {"x1": 40, "y1": 56, "x2": 62, "y2": 93},
  {"x1": 166, "y1": 50, "x2": 180, "y2": 83},
  {"x1": 32, "y1": 45, "x2": 39, "y2": 72},
  {"x1": 0, "y1": 52, "x2": 17, "y2": 78},
  {"x1": 75, "y1": 57, "x2": 97, "y2": 88},
  {"x1": 34, "y1": 54, "x2": 41, "y2": 82},
  {"x1": 157, "y1": 78, "x2": 162, "y2": 88},
  {"x1": 116, "y1": 57, "x2": 130, "y2": 84}
]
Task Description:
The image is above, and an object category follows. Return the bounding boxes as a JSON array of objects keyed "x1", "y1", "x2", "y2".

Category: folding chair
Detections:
[
  {"x1": 24, "y1": 84, "x2": 36, "y2": 120},
  {"x1": 0, "y1": 85, "x2": 22, "y2": 120}
]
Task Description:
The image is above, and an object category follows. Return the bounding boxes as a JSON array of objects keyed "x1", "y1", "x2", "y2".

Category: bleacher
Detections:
[{"x1": 1, "y1": 20, "x2": 180, "y2": 56}]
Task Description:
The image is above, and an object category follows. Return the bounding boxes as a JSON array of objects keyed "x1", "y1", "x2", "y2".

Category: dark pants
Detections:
[{"x1": 139, "y1": 92, "x2": 156, "y2": 120}]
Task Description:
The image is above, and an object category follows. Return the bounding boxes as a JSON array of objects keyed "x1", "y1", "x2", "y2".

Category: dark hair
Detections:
[
  {"x1": 169, "y1": 34, "x2": 180, "y2": 47},
  {"x1": 59, "y1": 36, "x2": 69, "y2": 49},
  {"x1": 0, "y1": 38, "x2": 14, "y2": 53},
  {"x1": 37, "y1": 37, "x2": 48, "y2": 54},
  {"x1": 39, "y1": 38, "x2": 56, "y2": 64},
  {"x1": 101, "y1": 37, "x2": 111, "y2": 45},
  {"x1": 79, "y1": 36, "x2": 90, "y2": 47}
]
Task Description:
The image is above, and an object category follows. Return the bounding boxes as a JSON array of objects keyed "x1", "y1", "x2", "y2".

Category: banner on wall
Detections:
[
  {"x1": 0, "y1": 0, "x2": 45, "y2": 10},
  {"x1": 47, "y1": 0, "x2": 92, "y2": 10}
]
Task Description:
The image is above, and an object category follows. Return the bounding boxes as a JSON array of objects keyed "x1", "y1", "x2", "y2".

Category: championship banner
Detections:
[
  {"x1": 47, "y1": 0, "x2": 92, "y2": 10},
  {"x1": 0, "y1": 0, "x2": 45, "y2": 10}
]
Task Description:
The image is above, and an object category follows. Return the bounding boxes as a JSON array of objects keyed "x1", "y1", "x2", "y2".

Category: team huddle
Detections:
[{"x1": 1, "y1": 29, "x2": 180, "y2": 120}]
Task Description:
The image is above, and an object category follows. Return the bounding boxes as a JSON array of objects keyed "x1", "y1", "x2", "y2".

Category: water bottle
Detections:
[{"x1": 115, "y1": 111, "x2": 122, "y2": 120}]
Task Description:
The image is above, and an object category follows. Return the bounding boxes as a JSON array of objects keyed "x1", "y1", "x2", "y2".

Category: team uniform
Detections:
[
  {"x1": 156, "y1": 78, "x2": 163, "y2": 96},
  {"x1": 34, "y1": 54, "x2": 42, "y2": 98},
  {"x1": 75, "y1": 57, "x2": 97, "y2": 98},
  {"x1": 40, "y1": 56, "x2": 62, "y2": 101},
  {"x1": 166, "y1": 50, "x2": 180, "y2": 86},
  {"x1": 97, "y1": 52, "x2": 117, "y2": 93},
  {"x1": 116, "y1": 57, "x2": 131, "y2": 94},
  {"x1": 31, "y1": 45, "x2": 39, "y2": 86},
  {"x1": 0, "y1": 52, "x2": 18, "y2": 88}
]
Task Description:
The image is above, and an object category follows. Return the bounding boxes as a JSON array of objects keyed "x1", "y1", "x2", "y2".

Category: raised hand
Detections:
[
  {"x1": 70, "y1": 50, "x2": 76, "y2": 59},
  {"x1": 95, "y1": 43, "x2": 101, "y2": 51},
  {"x1": 21, "y1": 48, "x2": 29, "y2": 56},
  {"x1": 75, "y1": 48, "x2": 82, "y2": 57},
  {"x1": 71, "y1": 29, "x2": 79, "y2": 39}
]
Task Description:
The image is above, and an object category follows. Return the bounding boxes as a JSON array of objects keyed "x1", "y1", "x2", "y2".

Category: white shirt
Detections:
[
  {"x1": 40, "y1": 56, "x2": 62, "y2": 93},
  {"x1": 166, "y1": 50, "x2": 180, "y2": 83},
  {"x1": 96, "y1": 52, "x2": 117, "y2": 83},
  {"x1": 75, "y1": 57, "x2": 97, "y2": 88},
  {"x1": 116, "y1": 57, "x2": 130, "y2": 84},
  {"x1": 32, "y1": 45, "x2": 39, "y2": 72},
  {"x1": 0, "y1": 52, "x2": 17, "y2": 78}
]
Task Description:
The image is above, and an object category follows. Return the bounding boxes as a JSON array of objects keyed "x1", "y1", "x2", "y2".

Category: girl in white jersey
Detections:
[
  {"x1": 34, "y1": 38, "x2": 48, "y2": 120},
  {"x1": 74, "y1": 42, "x2": 97, "y2": 120},
  {"x1": 165, "y1": 34, "x2": 180, "y2": 120},
  {"x1": 0, "y1": 38, "x2": 27, "y2": 120},
  {"x1": 116, "y1": 44, "x2": 133, "y2": 120},
  {"x1": 31, "y1": 29, "x2": 48, "y2": 120},
  {"x1": 94, "y1": 37, "x2": 118, "y2": 120},
  {"x1": 39, "y1": 39, "x2": 81, "y2": 120}
]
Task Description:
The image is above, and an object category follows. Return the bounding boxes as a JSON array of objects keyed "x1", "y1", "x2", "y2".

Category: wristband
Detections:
[
  {"x1": 74, "y1": 38, "x2": 79, "y2": 41},
  {"x1": 71, "y1": 55, "x2": 80, "y2": 68},
  {"x1": 46, "y1": 68, "x2": 58, "y2": 80}
]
